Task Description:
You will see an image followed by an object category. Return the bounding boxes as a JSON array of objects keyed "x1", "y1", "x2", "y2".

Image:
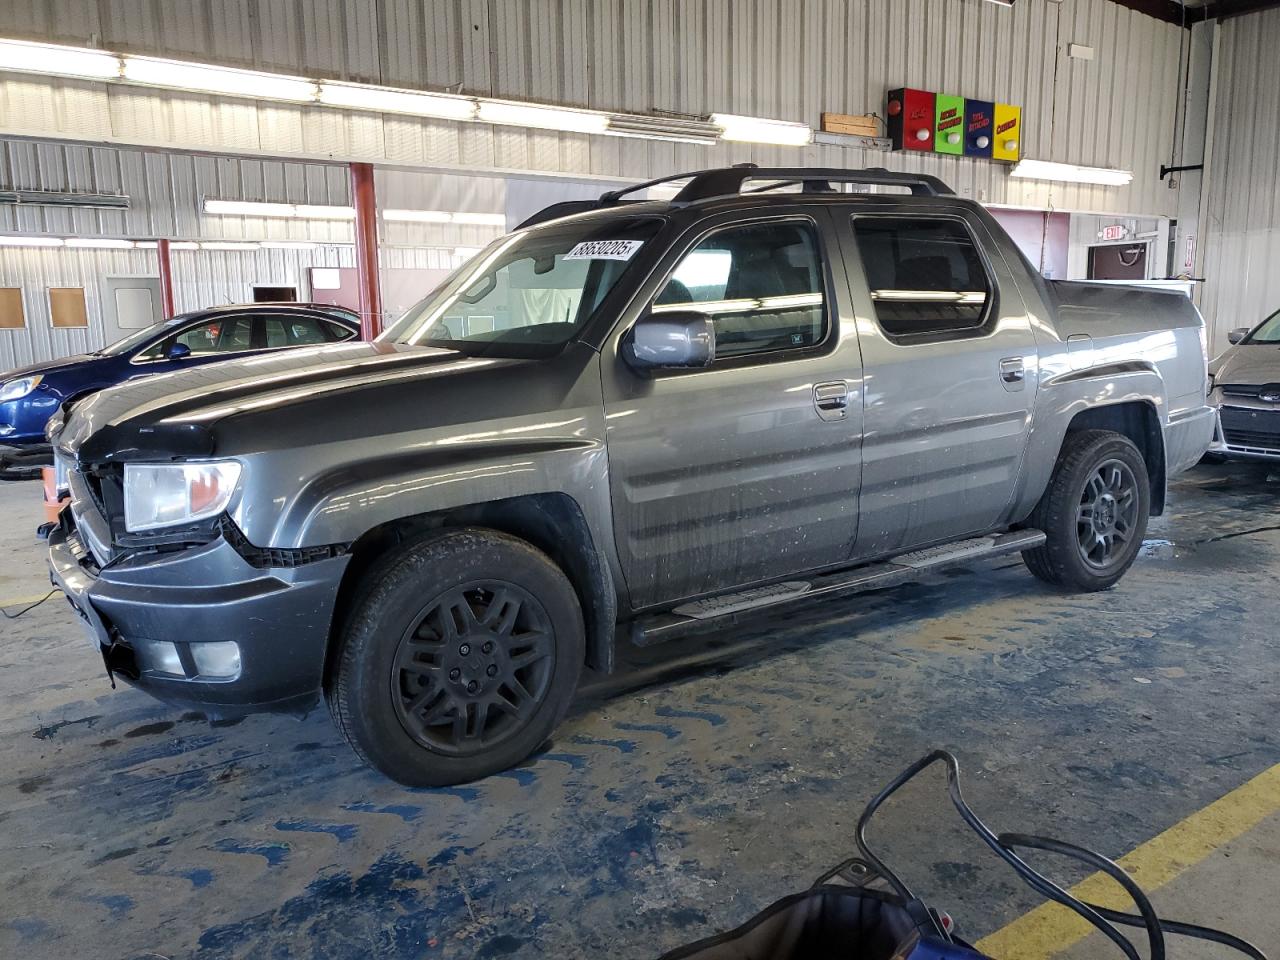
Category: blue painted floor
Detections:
[{"x1": 1, "y1": 464, "x2": 1277, "y2": 959}]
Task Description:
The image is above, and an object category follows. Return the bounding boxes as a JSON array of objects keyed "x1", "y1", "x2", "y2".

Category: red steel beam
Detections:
[
  {"x1": 350, "y1": 162, "x2": 383, "y2": 340},
  {"x1": 156, "y1": 238, "x2": 176, "y2": 319}
]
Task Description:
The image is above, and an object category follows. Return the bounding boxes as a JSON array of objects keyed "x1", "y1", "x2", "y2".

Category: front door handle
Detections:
[
  {"x1": 813, "y1": 381, "x2": 849, "y2": 422},
  {"x1": 999, "y1": 357, "x2": 1026, "y2": 391}
]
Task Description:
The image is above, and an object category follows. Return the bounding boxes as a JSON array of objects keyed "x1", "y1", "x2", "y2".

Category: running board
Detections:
[{"x1": 629, "y1": 529, "x2": 1046, "y2": 648}]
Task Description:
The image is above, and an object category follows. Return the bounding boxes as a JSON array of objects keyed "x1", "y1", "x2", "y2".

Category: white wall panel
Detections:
[
  {"x1": 1199, "y1": 7, "x2": 1280, "y2": 353},
  {"x1": 1, "y1": 0, "x2": 1187, "y2": 217}
]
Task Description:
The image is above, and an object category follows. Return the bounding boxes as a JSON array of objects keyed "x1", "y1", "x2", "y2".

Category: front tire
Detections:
[
  {"x1": 1022, "y1": 430, "x2": 1150, "y2": 592},
  {"x1": 328, "y1": 528, "x2": 584, "y2": 786}
]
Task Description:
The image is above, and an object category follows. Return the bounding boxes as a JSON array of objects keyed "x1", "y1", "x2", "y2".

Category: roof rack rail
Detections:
[
  {"x1": 670, "y1": 164, "x2": 954, "y2": 201},
  {"x1": 517, "y1": 164, "x2": 953, "y2": 229}
]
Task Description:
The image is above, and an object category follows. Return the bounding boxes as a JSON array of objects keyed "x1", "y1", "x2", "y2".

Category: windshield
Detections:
[
  {"x1": 1246, "y1": 311, "x2": 1280, "y2": 344},
  {"x1": 380, "y1": 216, "x2": 662, "y2": 357},
  {"x1": 96, "y1": 316, "x2": 186, "y2": 357}
]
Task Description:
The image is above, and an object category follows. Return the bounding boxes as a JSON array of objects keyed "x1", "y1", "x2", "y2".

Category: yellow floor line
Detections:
[
  {"x1": 0, "y1": 590, "x2": 57, "y2": 610},
  {"x1": 976, "y1": 761, "x2": 1280, "y2": 959}
]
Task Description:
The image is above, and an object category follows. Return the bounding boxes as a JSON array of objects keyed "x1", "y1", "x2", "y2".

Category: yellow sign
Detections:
[{"x1": 993, "y1": 103, "x2": 1022, "y2": 162}]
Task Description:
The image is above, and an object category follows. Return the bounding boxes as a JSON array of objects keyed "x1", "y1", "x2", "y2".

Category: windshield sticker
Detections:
[{"x1": 564, "y1": 240, "x2": 645, "y2": 261}]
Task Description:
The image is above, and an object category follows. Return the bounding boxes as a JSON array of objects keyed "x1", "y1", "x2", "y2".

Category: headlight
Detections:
[
  {"x1": 0, "y1": 375, "x2": 42, "y2": 402},
  {"x1": 123, "y1": 461, "x2": 242, "y2": 532}
]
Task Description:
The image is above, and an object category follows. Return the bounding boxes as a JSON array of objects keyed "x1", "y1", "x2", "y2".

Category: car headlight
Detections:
[
  {"x1": 123, "y1": 461, "x2": 242, "y2": 533},
  {"x1": 0, "y1": 375, "x2": 42, "y2": 403}
]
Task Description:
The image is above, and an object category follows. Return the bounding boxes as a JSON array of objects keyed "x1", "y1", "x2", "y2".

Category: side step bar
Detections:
[{"x1": 629, "y1": 529, "x2": 1046, "y2": 648}]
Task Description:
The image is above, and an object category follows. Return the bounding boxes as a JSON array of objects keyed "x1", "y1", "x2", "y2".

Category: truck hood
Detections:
[
  {"x1": 1210, "y1": 343, "x2": 1280, "y2": 384},
  {"x1": 54, "y1": 341, "x2": 538, "y2": 463}
]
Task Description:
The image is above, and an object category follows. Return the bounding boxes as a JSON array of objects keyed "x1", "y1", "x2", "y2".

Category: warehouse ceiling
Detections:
[{"x1": 1108, "y1": 0, "x2": 1280, "y2": 23}]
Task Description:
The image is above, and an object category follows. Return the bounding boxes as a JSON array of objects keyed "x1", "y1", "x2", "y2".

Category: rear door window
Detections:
[{"x1": 850, "y1": 216, "x2": 993, "y2": 341}]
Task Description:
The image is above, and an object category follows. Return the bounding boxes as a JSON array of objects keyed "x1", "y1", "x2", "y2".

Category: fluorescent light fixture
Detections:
[
  {"x1": 382, "y1": 209, "x2": 452, "y2": 223},
  {"x1": 607, "y1": 114, "x2": 721, "y2": 145},
  {"x1": 711, "y1": 113, "x2": 813, "y2": 146},
  {"x1": 0, "y1": 39, "x2": 120, "y2": 80},
  {"x1": 984, "y1": 0, "x2": 1015, "y2": 6},
  {"x1": 318, "y1": 80, "x2": 475, "y2": 120},
  {"x1": 477, "y1": 100, "x2": 610, "y2": 134},
  {"x1": 199, "y1": 241, "x2": 261, "y2": 250},
  {"x1": 449, "y1": 212, "x2": 507, "y2": 227},
  {"x1": 1009, "y1": 159, "x2": 1133, "y2": 186},
  {"x1": 383, "y1": 209, "x2": 505, "y2": 226},
  {"x1": 135, "y1": 241, "x2": 158, "y2": 249},
  {"x1": 204, "y1": 199, "x2": 355, "y2": 220},
  {"x1": 204, "y1": 199, "x2": 294, "y2": 217},
  {"x1": 294, "y1": 204, "x2": 355, "y2": 219},
  {"x1": 169, "y1": 241, "x2": 199, "y2": 250},
  {"x1": 260, "y1": 240, "x2": 320, "y2": 249},
  {"x1": 65, "y1": 237, "x2": 135, "y2": 249},
  {"x1": 0, "y1": 235, "x2": 63, "y2": 247},
  {"x1": 123, "y1": 55, "x2": 316, "y2": 101}
]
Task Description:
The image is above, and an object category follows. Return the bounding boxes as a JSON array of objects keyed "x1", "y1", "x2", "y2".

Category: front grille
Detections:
[{"x1": 1221, "y1": 405, "x2": 1280, "y2": 452}]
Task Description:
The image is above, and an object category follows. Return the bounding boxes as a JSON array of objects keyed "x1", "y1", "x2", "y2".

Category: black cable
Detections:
[
  {"x1": 0, "y1": 589, "x2": 57, "y2": 620},
  {"x1": 855, "y1": 750, "x2": 1144, "y2": 960},
  {"x1": 999, "y1": 834, "x2": 1164, "y2": 960},
  {"x1": 859, "y1": 751, "x2": 1268, "y2": 960},
  {"x1": 1000, "y1": 833, "x2": 1267, "y2": 960}
]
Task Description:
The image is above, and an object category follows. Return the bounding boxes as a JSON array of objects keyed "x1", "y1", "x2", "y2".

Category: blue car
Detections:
[{"x1": 0, "y1": 303, "x2": 359, "y2": 450}]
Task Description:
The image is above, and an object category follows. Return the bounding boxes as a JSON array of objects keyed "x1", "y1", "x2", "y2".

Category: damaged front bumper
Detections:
[{"x1": 47, "y1": 510, "x2": 350, "y2": 715}]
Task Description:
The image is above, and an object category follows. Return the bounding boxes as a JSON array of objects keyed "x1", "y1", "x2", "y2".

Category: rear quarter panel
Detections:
[{"x1": 1012, "y1": 281, "x2": 1211, "y2": 519}]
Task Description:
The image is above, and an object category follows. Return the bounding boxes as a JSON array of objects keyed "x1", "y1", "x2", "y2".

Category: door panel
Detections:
[
  {"x1": 839, "y1": 209, "x2": 1039, "y2": 558},
  {"x1": 601, "y1": 209, "x2": 864, "y2": 610}
]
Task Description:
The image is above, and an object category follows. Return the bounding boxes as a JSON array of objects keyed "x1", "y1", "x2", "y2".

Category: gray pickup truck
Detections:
[{"x1": 46, "y1": 166, "x2": 1214, "y2": 785}]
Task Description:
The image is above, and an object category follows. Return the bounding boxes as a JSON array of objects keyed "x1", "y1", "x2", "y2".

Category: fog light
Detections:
[
  {"x1": 137, "y1": 639, "x2": 185, "y2": 676},
  {"x1": 191, "y1": 641, "x2": 241, "y2": 680}
]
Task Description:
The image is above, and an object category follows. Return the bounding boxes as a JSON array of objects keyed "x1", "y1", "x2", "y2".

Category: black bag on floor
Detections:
[{"x1": 658, "y1": 877, "x2": 987, "y2": 960}]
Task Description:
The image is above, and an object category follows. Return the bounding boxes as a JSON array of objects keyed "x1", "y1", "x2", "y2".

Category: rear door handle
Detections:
[
  {"x1": 999, "y1": 357, "x2": 1026, "y2": 391},
  {"x1": 813, "y1": 381, "x2": 849, "y2": 422}
]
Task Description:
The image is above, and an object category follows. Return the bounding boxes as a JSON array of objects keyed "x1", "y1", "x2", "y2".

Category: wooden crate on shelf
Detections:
[{"x1": 820, "y1": 112, "x2": 880, "y2": 138}]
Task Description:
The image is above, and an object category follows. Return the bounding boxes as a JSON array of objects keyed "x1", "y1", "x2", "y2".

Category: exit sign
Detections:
[{"x1": 1100, "y1": 224, "x2": 1128, "y2": 241}]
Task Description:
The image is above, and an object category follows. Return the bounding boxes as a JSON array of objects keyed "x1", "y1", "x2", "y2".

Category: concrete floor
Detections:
[{"x1": 1, "y1": 464, "x2": 1277, "y2": 959}]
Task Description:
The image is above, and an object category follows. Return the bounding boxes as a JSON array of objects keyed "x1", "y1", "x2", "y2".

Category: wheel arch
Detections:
[
  {"x1": 1063, "y1": 400, "x2": 1166, "y2": 516},
  {"x1": 324, "y1": 493, "x2": 618, "y2": 688}
]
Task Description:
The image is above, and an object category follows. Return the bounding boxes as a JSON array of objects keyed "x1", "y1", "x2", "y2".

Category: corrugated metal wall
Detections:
[
  {"x1": 0, "y1": 0, "x2": 1187, "y2": 216},
  {"x1": 1199, "y1": 6, "x2": 1280, "y2": 353},
  {"x1": 0, "y1": 138, "x2": 506, "y2": 369}
]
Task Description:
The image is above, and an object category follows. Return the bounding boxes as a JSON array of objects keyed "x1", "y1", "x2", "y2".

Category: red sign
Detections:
[{"x1": 1100, "y1": 224, "x2": 1127, "y2": 242}]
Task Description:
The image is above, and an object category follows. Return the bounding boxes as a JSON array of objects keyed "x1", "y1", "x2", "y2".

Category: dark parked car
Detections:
[
  {"x1": 0, "y1": 303, "x2": 359, "y2": 451},
  {"x1": 47, "y1": 167, "x2": 1213, "y2": 786}
]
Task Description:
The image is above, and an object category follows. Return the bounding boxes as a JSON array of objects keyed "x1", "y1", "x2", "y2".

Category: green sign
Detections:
[{"x1": 935, "y1": 94, "x2": 965, "y2": 155}]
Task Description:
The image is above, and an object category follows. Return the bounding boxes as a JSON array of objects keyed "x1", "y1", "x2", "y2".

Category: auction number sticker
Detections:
[{"x1": 564, "y1": 240, "x2": 644, "y2": 261}]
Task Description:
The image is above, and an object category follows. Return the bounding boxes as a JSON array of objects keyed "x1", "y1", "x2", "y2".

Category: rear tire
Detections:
[
  {"x1": 328, "y1": 527, "x2": 584, "y2": 786},
  {"x1": 1022, "y1": 430, "x2": 1150, "y2": 592}
]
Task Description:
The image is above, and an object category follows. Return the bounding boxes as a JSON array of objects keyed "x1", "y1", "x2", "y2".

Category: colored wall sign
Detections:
[
  {"x1": 887, "y1": 88, "x2": 936, "y2": 152},
  {"x1": 1100, "y1": 224, "x2": 1128, "y2": 241},
  {"x1": 963, "y1": 99, "x2": 994, "y2": 158},
  {"x1": 934, "y1": 94, "x2": 965, "y2": 155},
  {"x1": 993, "y1": 103, "x2": 1022, "y2": 161}
]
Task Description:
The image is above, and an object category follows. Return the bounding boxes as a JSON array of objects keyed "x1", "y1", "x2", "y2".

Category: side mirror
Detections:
[
  {"x1": 165, "y1": 342, "x2": 192, "y2": 360},
  {"x1": 623, "y1": 310, "x2": 716, "y2": 374},
  {"x1": 1227, "y1": 327, "x2": 1251, "y2": 345}
]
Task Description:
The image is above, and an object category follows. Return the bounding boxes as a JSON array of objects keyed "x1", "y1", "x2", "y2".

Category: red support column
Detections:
[
  {"x1": 156, "y1": 238, "x2": 176, "y2": 319},
  {"x1": 350, "y1": 162, "x2": 382, "y2": 340}
]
